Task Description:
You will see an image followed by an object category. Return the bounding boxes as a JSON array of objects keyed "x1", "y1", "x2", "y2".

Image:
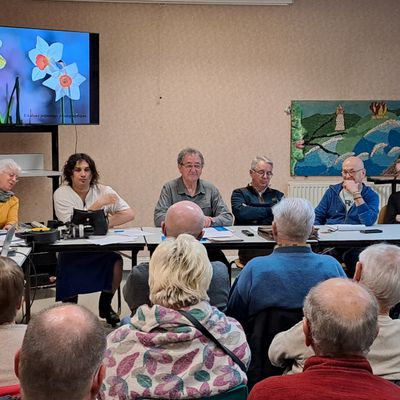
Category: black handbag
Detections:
[{"x1": 71, "y1": 208, "x2": 108, "y2": 235}]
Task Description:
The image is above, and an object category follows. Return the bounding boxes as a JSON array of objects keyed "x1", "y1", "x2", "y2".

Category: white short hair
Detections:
[
  {"x1": 272, "y1": 197, "x2": 314, "y2": 242},
  {"x1": 0, "y1": 159, "x2": 21, "y2": 175},
  {"x1": 359, "y1": 244, "x2": 400, "y2": 310},
  {"x1": 250, "y1": 156, "x2": 273, "y2": 170}
]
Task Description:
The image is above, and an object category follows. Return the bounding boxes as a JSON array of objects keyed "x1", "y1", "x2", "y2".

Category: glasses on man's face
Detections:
[
  {"x1": 252, "y1": 169, "x2": 273, "y2": 177},
  {"x1": 341, "y1": 168, "x2": 363, "y2": 177},
  {"x1": 181, "y1": 163, "x2": 203, "y2": 170}
]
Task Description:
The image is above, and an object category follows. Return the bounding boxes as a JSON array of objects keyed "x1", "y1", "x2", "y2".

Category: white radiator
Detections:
[{"x1": 288, "y1": 180, "x2": 392, "y2": 208}]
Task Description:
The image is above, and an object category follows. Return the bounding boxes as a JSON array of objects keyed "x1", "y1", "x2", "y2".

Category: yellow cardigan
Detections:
[{"x1": 0, "y1": 196, "x2": 19, "y2": 229}]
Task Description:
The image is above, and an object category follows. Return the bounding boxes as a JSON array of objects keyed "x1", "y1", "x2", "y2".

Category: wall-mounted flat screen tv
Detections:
[{"x1": 0, "y1": 25, "x2": 99, "y2": 125}]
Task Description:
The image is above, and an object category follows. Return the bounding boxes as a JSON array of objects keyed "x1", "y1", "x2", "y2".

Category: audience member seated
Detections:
[
  {"x1": 269, "y1": 243, "x2": 400, "y2": 384},
  {"x1": 231, "y1": 156, "x2": 283, "y2": 265},
  {"x1": 14, "y1": 304, "x2": 107, "y2": 400},
  {"x1": 314, "y1": 155, "x2": 379, "y2": 277},
  {"x1": 248, "y1": 278, "x2": 400, "y2": 400},
  {"x1": 0, "y1": 257, "x2": 25, "y2": 387},
  {"x1": 101, "y1": 234, "x2": 250, "y2": 399},
  {"x1": 0, "y1": 159, "x2": 21, "y2": 230},
  {"x1": 226, "y1": 197, "x2": 346, "y2": 327},
  {"x1": 53, "y1": 153, "x2": 135, "y2": 326},
  {"x1": 123, "y1": 200, "x2": 230, "y2": 314},
  {"x1": 385, "y1": 157, "x2": 400, "y2": 223}
]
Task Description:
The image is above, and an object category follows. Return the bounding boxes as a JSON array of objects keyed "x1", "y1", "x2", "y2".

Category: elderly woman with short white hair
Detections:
[
  {"x1": 0, "y1": 159, "x2": 21, "y2": 230},
  {"x1": 101, "y1": 234, "x2": 250, "y2": 399}
]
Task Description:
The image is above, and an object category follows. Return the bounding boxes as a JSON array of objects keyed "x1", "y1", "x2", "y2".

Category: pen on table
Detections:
[{"x1": 114, "y1": 229, "x2": 125, "y2": 233}]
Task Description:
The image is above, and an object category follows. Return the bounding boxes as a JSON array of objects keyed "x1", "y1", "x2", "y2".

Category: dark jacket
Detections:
[
  {"x1": 385, "y1": 191, "x2": 400, "y2": 223},
  {"x1": 231, "y1": 185, "x2": 284, "y2": 225}
]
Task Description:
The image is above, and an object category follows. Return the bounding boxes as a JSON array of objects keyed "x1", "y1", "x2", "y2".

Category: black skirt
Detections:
[{"x1": 55, "y1": 251, "x2": 122, "y2": 300}]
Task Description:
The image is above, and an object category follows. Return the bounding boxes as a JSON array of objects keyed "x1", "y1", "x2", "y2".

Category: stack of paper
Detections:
[{"x1": 203, "y1": 227, "x2": 243, "y2": 242}]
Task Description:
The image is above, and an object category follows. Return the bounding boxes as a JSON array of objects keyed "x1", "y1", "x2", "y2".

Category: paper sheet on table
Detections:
[
  {"x1": 208, "y1": 235, "x2": 243, "y2": 242},
  {"x1": 87, "y1": 234, "x2": 138, "y2": 245},
  {"x1": 109, "y1": 228, "x2": 145, "y2": 237},
  {"x1": 203, "y1": 227, "x2": 234, "y2": 238},
  {"x1": 321, "y1": 224, "x2": 366, "y2": 233}
]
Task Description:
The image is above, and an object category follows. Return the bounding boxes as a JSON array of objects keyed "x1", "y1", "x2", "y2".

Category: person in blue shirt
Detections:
[
  {"x1": 314, "y1": 156, "x2": 379, "y2": 226},
  {"x1": 314, "y1": 156, "x2": 379, "y2": 276},
  {"x1": 227, "y1": 197, "x2": 346, "y2": 326}
]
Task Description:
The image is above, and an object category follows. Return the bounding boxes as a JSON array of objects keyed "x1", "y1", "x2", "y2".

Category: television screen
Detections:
[{"x1": 0, "y1": 25, "x2": 99, "y2": 125}]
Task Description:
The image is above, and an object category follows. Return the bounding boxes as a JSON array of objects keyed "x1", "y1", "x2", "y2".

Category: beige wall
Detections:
[{"x1": 1, "y1": 0, "x2": 399, "y2": 225}]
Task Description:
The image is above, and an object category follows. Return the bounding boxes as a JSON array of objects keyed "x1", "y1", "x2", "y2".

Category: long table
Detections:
[
  {"x1": 23, "y1": 230, "x2": 146, "y2": 322},
  {"x1": 143, "y1": 224, "x2": 400, "y2": 252},
  {"x1": 142, "y1": 226, "x2": 273, "y2": 252},
  {"x1": 47, "y1": 235, "x2": 146, "y2": 265},
  {"x1": 316, "y1": 224, "x2": 400, "y2": 248}
]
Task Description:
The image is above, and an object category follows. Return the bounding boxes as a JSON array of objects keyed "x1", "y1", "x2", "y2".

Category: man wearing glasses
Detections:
[
  {"x1": 231, "y1": 156, "x2": 284, "y2": 225},
  {"x1": 154, "y1": 147, "x2": 232, "y2": 227},
  {"x1": 315, "y1": 156, "x2": 378, "y2": 226},
  {"x1": 314, "y1": 156, "x2": 379, "y2": 276},
  {"x1": 231, "y1": 156, "x2": 284, "y2": 265}
]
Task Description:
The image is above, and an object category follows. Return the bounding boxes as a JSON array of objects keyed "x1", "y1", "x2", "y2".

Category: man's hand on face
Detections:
[{"x1": 343, "y1": 179, "x2": 360, "y2": 195}]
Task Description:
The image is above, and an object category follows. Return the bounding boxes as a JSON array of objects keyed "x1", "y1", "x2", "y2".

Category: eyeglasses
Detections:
[
  {"x1": 252, "y1": 169, "x2": 273, "y2": 177},
  {"x1": 3, "y1": 171, "x2": 19, "y2": 182},
  {"x1": 341, "y1": 168, "x2": 364, "y2": 177},
  {"x1": 180, "y1": 163, "x2": 203, "y2": 170}
]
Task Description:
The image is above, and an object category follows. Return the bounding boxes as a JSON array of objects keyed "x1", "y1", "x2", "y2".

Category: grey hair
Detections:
[
  {"x1": 149, "y1": 234, "x2": 212, "y2": 309},
  {"x1": 0, "y1": 159, "x2": 22, "y2": 175},
  {"x1": 359, "y1": 244, "x2": 400, "y2": 310},
  {"x1": 303, "y1": 279, "x2": 378, "y2": 357},
  {"x1": 272, "y1": 197, "x2": 314, "y2": 242},
  {"x1": 19, "y1": 304, "x2": 106, "y2": 400},
  {"x1": 177, "y1": 148, "x2": 204, "y2": 166},
  {"x1": 250, "y1": 156, "x2": 273, "y2": 170}
]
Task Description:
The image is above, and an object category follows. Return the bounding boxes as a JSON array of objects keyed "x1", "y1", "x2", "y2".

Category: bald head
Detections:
[
  {"x1": 163, "y1": 201, "x2": 205, "y2": 238},
  {"x1": 343, "y1": 156, "x2": 364, "y2": 170},
  {"x1": 342, "y1": 156, "x2": 366, "y2": 184},
  {"x1": 303, "y1": 278, "x2": 378, "y2": 357},
  {"x1": 17, "y1": 304, "x2": 106, "y2": 400}
]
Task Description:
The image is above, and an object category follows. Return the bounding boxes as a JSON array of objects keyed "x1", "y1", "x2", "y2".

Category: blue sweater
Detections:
[
  {"x1": 314, "y1": 183, "x2": 379, "y2": 226},
  {"x1": 226, "y1": 246, "x2": 346, "y2": 325}
]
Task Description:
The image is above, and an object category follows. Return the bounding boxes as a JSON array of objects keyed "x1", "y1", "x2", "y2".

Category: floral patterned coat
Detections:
[{"x1": 99, "y1": 301, "x2": 250, "y2": 399}]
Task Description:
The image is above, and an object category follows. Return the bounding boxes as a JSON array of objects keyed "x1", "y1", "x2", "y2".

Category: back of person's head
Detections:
[
  {"x1": 17, "y1": 304, "x2": 106, "y2": 400},
  {"x1": 272, "y1": 197, "x2": 314, "y2": 242},
  {"x1": 164, "y1": 200, "x2": 204, "y2": 239},
  {"x1": 358, "y1": 244, "x2": 400, "y2": 311},
  {"x1": 149, "y1": 234, "x2": 212, "y2": 309},
  {"x1": 303, "y1": 278, "x2": 378, "y2": 358},
  {"x1": 0, "y1": 256, "x2": 24, "y2": 324}
]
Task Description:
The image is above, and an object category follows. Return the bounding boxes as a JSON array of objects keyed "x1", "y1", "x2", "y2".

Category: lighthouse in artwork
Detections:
[{"x1": 335, "y1": 104, "x2": 345, "y2": 131}]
